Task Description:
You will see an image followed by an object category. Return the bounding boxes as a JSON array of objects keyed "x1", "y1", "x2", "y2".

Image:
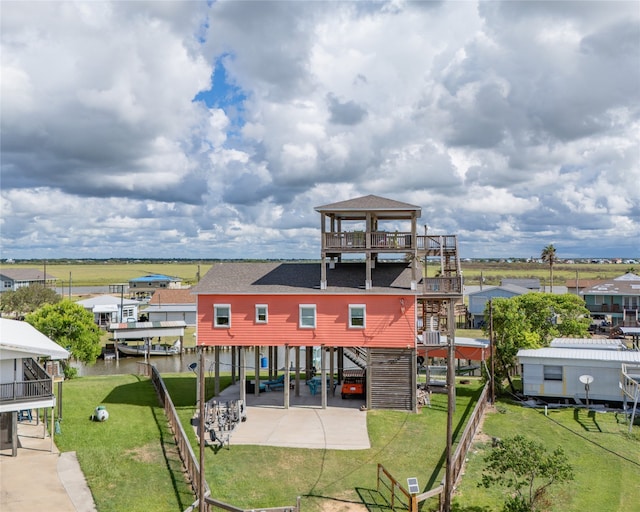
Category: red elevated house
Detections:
[{"x1": 192, "y1": 195, "x2": 463, "y2": 411}]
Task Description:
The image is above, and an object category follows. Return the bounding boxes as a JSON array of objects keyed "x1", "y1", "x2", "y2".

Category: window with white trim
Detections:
[
  {"x1": 349, "y1": 305, "x2": 366, "y2": 328},
  {"x1": 299, "y1": 305, "x2": 316, "y2": 328},
  {"x1": 543, "y1": 365, "x2": 562, "y2": 381},
  {"x1": 214, "y1": 304, "x2": 231, "y2": 328},
  {"x1": 255, "y1": 304, "x2": 268, "y2": 324}
]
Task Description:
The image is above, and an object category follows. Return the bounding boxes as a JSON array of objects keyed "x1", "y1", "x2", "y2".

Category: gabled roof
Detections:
[
  {"x1": 565, "y1": 278, "x2": 606, "y2": 288},
  {"x1": 314, "y1": 195, "x2": 421, "y2": 219},
  {"x1": 501, "y1": 278, "x2": 540, "y2": 290},
  {"x1": 76, "y1": 295, "x2": 139, "y2": 307},
  {"x1": 0, "y1": 268, "x2": 56, "y2": 281},
  {"x1": 192, "y1": 261, "x2": 415, "y2": 295},
  {"x1": 582, "y1": 273, "x2": 640, "y2": 296},
  {"x1": 0, "y1": 318, "x2": 70, "y2": 360},
  {"x1": 148, "y1": 289, "x2": 195, "y2": 305},
  {"x1": 468, "y1": 284, "x2": 531, "y2": 297}
]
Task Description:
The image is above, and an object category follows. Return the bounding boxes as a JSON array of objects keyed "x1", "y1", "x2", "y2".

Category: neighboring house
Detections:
[
  {"x1": 501, "y1": 278, "x2": 541, "y2": 291},
  {"x1": 581, "y1": 273, "x2": 640, "y2": 327},
  {"x1": 467, "y1": 284, "x2": 530, "y2": 328},
  {"x1": 144, "y1": 289, "x2": 196, "y2": 326},
  {"x1": 518, "y1": 347, "x2": 640, "y2": 404},
  {"x1": 565, "y1": 278, "x2": 605, "y2": 296},
  {"x1": 128, "y1": 274, "x2": 183, "y2": 299},
  {"x1": 0, "y1": 268, "x2": 57, "y2": 293},
  {"x1": 76, "y1": 295, "x2": 140, "y2": 328},
  {"x1": 0, "y1": 319, "x2": 69, "y2": 456},
  {"x1": 193, "y1": 194, "x2": 464, "y2": 412}
]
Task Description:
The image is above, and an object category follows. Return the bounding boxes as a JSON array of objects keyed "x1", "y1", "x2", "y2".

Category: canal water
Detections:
[{"x1": 71, "y1": 346, "x2": 336, "y2": 377}]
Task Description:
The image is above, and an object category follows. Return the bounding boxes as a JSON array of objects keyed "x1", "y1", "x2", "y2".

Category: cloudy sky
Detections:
[{"x1": 2, "y1": 1, "x2": 639, "y2": 260}]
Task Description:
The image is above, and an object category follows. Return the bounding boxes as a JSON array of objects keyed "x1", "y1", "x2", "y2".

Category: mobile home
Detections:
[{"x1": 518, "y1": 347, "x2": 640, "y2": 404}]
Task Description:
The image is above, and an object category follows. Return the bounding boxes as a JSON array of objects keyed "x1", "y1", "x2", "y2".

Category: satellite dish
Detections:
[
  {"x1": 579, "y1": 375, "x2": 594, "y2": 385},
  {"x1": 579, "y1": 375, "x2": 594, "y2": 407},
  {"x1": 188, "y1": 362, "x2": 197, "y2": 371}
]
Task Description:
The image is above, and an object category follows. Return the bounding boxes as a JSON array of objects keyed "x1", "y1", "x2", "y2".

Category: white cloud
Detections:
[{"x1": 1, "y1": 0, "x2": 638, "y2": 260}]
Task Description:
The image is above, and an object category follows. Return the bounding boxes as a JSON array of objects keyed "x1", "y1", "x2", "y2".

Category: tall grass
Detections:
[{"x1": 2, "y1": 261, "x2": 630, "y2": 288}]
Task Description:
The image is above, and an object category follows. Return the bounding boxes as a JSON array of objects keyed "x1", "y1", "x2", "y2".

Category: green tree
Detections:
[
  {"x1": 480, "y1": 435, "x2": 574, "y2": 512},
  {"x1": 26, "y1": 300, "x2": 102, "y2": 377},
  {"x1": 0, "y1": 284, "x2": 61, "y2": 318},
  {"x1": 485, "y1": 293, "x2": 590, "y2": 393},
  {"x1": 540, "y1": 244, "x2": 556, "y2": 292}
]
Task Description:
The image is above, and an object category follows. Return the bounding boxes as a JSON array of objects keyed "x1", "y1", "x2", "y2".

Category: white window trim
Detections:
[
  {"x1": 299, "y1": 304, "x2": 316, "y2": 329},
  {"x1": 349, "y1": 304, "x2": 366, "y2": 328},
  {"x1": 255, "y1": 304, "x2": 268, "y2": 324},
  {"x1": 214, "y1": 304, "x2": 231, "y2": 328}
]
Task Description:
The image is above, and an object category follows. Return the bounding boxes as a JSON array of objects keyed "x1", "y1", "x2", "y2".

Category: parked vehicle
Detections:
[{"x1": 341, "y1": 369, "x2": 366, "y2": 399}]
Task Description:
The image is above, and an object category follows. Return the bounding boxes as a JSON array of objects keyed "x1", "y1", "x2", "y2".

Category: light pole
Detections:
[{"x1": 198, "y1": 348, "x2": 206, "y2": 512}]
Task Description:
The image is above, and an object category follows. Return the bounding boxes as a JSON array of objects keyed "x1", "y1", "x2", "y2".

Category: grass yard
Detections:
[
  {"x1": 55, "y1": 373, "x2": 485, "y2": 512},
  {"x1": 54, "y1": 373, "x2": 639, "y2": 512},
  {"x1": 452, "y1": 401, "x2": 640, "y2": 512}
]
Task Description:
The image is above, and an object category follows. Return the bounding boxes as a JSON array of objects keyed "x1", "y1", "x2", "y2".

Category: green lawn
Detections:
[
  {"x1": 54, "y1": 374, "x2": 638, "y2": 512},
  {"x1": 452, "y1": 402, "x2": 640, "y2": 512},
  {"x1": 55, "y1": 374, "x2": 484, "y2": 511}
]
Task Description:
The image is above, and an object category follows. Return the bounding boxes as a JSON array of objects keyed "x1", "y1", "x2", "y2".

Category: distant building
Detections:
[
  {"x1": 581, "y1": 273, "x2": 640, "y2": 327},
  {"x1": 501, "y1": 278, "x2": 541, "y2": 291},
  {"x1": 144, "y1": 289, "x2": 196, "y2": 326},
  {"x1": 76, "y1": 295, "x2": 140, "y2": 328},
  {"x1": 0, "y1": 269, "x2": 57, "y2": 293},
  {"x1": 565, "y1": 278, "x2": 606, "y2": 296},
  {"x1": 467, "y1": 284, "x2": 531, "y2": 328},
  {"x1": 128, "y1": 274, "x2": 183, "y2": 299}
]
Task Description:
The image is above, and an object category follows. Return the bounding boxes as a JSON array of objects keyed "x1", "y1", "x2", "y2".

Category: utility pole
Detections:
[
  {"x1": 490, "y1": 299, "x2": 494, "y2": 405},
  {"x1": 443, "y1": 299, "x2": 457, "y2": 511},
  {"x1": 198, "y1": 347, "x2": 206, "y2": 512}
]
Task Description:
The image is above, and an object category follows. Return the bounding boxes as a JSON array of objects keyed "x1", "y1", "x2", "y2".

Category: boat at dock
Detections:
[{"x1": 116, "y1": 339, "x2": 181, "y2": 357}]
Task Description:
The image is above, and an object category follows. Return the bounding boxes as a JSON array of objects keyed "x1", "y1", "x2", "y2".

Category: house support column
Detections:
[
  {"x1": 411, "y1": 215, "x2": 418, "y2": 284},
  {"x1": 320, "y1": 213, "x2": 327, "y2": 289},
  {"x1": 321, "y1": 345, "x2": 327, "y2": 409},
  {"x1": 254, "y1": 347, "x2": 261, "y2": 396},
  {"x1": 239, "y1": 347, "x2": 246, "y2": 405},
  {"x1": 295, "y1": 347, "x2": 301, "y2": 396},
  {"x1": 365, "y1": 213, "x2": 372, "y2": 289},
  {"x1": 329, "y1": 347, "x2": 335, "y2": 396},
  {"x1": 284, "y1": 345, "x2": 290, "y2": 409},
  {"x1": 231, "y1": 347, "x2": 237, "y2": 384},
  {"x1": 214, "y1": 346, "x2": 220, "y2": 396}
]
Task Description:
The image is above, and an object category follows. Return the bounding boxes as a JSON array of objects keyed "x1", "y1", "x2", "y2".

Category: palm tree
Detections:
[{"x1": 541, "y1": 244, "x2": 557, "y2": 293}]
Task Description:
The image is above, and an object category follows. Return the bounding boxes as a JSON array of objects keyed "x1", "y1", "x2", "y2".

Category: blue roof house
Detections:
[{"x1": 467, "y1": 284, "x2": 530, "y2": 328}]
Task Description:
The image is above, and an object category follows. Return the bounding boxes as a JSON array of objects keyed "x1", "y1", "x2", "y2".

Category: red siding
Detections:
[{"x1": 196, "y1": 294, "x2": 416, "y2": 349}]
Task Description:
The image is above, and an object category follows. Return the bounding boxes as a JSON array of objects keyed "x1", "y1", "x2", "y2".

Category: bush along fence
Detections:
[
  {"x1": 145, "y1": 363, "x2": 300, "y2": 512},
  {"x1": 376, "y1": 383, "x2": 490, "y2": 511}
]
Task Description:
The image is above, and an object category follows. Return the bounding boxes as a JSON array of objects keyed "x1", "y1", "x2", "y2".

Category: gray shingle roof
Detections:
[
  {"x1": 191, "y1": 261, "x2": 416, "y2": 295},
  {"x1": 582, "y1": 273, "x2": 640, "y2": 296},
  {"x1": 0, "y1": 268, "x2": 56, "y2": 280}
]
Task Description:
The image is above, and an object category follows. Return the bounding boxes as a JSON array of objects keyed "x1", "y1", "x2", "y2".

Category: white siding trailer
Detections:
[{"x1": 518, "y1": 348, "x2": 640, "y2": 404}]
